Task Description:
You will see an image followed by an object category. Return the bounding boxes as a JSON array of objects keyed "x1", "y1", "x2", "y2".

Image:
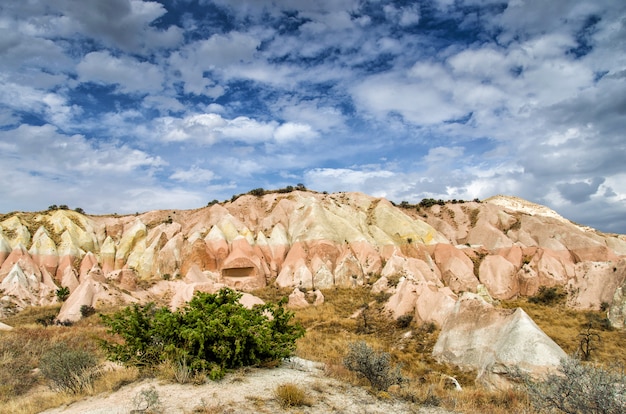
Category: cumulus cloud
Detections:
[
  {"x1": 77, "y1": 51, "x2": 165, "y2": 94},
  {"x1": 0, "y1": 124, "x2": 170, "y2": 213},
  {"x1": 352, "y1": 70, "x2": 467, "y2": 125},
  {"x1": 274, "y1": 123, "x2": 318, "y2": 143},
  {"x1": 154, "y1": 112, "x2": 321, "y2": 147},
  {"x1": 557, "y1": 177, "x2": 606, "y2": 203}
]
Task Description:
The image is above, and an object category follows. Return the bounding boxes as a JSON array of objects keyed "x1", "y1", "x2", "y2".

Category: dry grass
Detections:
[
  {"x1": 186, "y1": 399, "x2": 227, "y2": 414},
  {"x1": 0, "y1": 309, "x2": 125, "y2": 414},
  {"x1": 2, "y1": 286, "x2": 625, "y2": 413},
  {"x1": 501, "y1": 298, "x2": 626, "y2": 366},
  {"x1": 273, "y1": 382, "x2": 312, "y2": 408},
  {"x1": 291, "y1": 287, "x2": 626, "y2": 413}
]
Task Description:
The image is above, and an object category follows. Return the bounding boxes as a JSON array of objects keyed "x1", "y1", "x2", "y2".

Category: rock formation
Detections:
[
  {"x1": 433, "y1": 293, "x2": 567, "y2": 389},
  {"x1": 0, "y1": 191, "x2": 623, "y2": 332}
]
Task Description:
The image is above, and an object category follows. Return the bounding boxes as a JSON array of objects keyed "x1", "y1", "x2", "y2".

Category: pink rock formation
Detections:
[
  {"x1": 221, "y1": 237, "x2": 267, "y2": 291},
  {"x1": 433, "y1": 244, "x2": 478, "y2": 293},
  {"x1": 0, "y1": 192, "x2": 624, "y2": 325},
  {"x1": 28, "y1": 227, "x2": 58, "y2": 276},
  {"x1": 568, "y1": 259, "x2": 626, "y2": 310},
  {"x1": 478, "y1": 255, "x2": 519, "y2": 300}
]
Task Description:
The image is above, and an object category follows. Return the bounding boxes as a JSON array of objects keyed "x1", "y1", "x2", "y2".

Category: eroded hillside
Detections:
[{"x1": 1, "y1": 190, "x2": 625, "y2": 329}]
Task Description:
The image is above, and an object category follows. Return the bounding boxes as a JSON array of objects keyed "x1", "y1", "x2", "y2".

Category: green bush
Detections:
[
  {"x1": 522, "y1": 356, "x2": 626, "y2": 414},
  {"x1": 39, "y1": 343, "x2": 98, "y2": 394},
  {"x1": 528, "y1": 286, "x2": 567, "y2": 305},
  {"x1": 100, "y1": 288, "x2": 305, "y2": 380},
  {"x1": 56, "y1": 286, "x2": 70, "y2": 302},
  {"x1": 80, "y1": 304, "x2": 96, "y2": 318},
  {"x1": 344, "y1": 341, "x2": 405, "y2": 391}
]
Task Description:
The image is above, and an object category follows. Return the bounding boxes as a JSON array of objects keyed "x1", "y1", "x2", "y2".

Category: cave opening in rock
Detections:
[{"x1": 222, "y1": 267, "x2": 256, "y2": 277}]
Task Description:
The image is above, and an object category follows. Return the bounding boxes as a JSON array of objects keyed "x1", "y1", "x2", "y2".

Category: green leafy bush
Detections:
[
  {"x1": 56, "y1": 286, "x2": 70, "y2": 302},
  {"x1": 344, "y1": 341, "x2": 405, "y2": 391},
  {"x1": 80, "y1": 304, "x2": 96, "y2": 318},
  {"x1": 522, "y1": 356, "x2": 626, "y2": 414},
  {"x1": 39, "y1": 343, "x2": 98, "y2": 394},
  {"x1": 100, "y1": 288, "x2": 305, "y2": 380}
]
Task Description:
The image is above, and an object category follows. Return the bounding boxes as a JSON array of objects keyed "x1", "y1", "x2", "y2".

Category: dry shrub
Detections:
[
  {"x1": 273, "y1": 382, "x2": 312, "y2": 408},
  {"x1": 188, "y1": 399, "x2": 226, "y2": 414},
  {"x1": 131, "y1": 385, "x2": 162, "y2": 413},
  {"x1": 343, "y1": 341, "x2": 405, "y2": 391},
  {"x1": 523, "y1": 357, "x2": 626, "y2": 414},
  {"x1": 39, "y1": 343, "x2": 99, "y2": 394},
  {"x1": 2, "y1": 305, "x2": 61, "y2": 327}
]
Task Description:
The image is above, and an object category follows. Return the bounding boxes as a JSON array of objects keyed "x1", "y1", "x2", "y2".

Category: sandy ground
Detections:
[{"x1": 40, "y1": 358, "x2": 452, "y2": 414}]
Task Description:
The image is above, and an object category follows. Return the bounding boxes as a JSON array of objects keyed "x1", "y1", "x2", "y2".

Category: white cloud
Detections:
[
  {"x1": 352, "y1": 71, "x2": 467, "y2": 124},
  {"x1": 60, "y1": 0, "x2": 183, "y2": 53},
  {"x1": 0, "y1": 77, "x2": 80, "y2": 126},
  {"x1": 305, "y1": 167, "x2": 396, "y2": 194},
  {"x1": 170, "y1": 31, "x2": 261, "y2": 95},
  {"x1": 0, "y1": 124, "x2": 164, "y2": 174},
  {"x1": 0, "y1": 124, "x2": 170, "y2": 214},
  {"x1": 142, "y1": 95, "x2": 185, "y2": 114},
  {"x1": 152, "y1": 112, "x2": 328, "y2": 150},
  {"x1": 77, "y1": 51, "x2": 164, "y2": 94},
  {"x1": 170, "y1": 166, "x2": 217, "y2": 183},
  {"x1": 274, "y1": 122, "x2": 318, "y2": 143},
  {"x1": 383, "y1": 4, "x2": 420, "y2": 27}
]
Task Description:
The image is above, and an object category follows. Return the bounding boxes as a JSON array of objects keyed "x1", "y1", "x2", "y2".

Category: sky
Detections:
[{"x1": 1, "y1": 0, "x2": 625, "y2": 234}]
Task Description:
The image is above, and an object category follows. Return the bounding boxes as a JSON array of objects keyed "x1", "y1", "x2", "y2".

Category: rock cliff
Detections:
[{"x1": 0, "y1": 191, "x2": 624, "y2": 328}]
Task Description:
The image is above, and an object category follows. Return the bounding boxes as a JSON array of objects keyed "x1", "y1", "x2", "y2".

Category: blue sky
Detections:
[{"x1": 1, "y1": 0, "x2": 625, "y2": 233}]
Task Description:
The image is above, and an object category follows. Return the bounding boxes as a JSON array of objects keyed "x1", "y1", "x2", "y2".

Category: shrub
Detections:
[
  {"x1": 132, "y1": 385, "x2": 162, "y2": 413},
  {"x1": 343, "y1": 341, "x2": 405, "y2": 391},
  {"x1": 39, "y1": 343, "x2": 98, "y2": 394},
  {"x1": 528, "y1": 286, "x2": 566, "y2": 305},
  {"x1": 248, "y1": 187, "x2": 265, "y2": 196},
  {"x1": 274, "y1": 383, "x2": 312, "y2": 408},
  {"x1": 80, "y1": 304, "x2": 96, "y2": 318},
  {"x1": 396, "y1": 314, "x2": 413, "y2": 329},
  {"x1": 36, "y1": 314, "x2": 56, "y2": 327},
  {"x1": 522, "y1": 356, "x2": 626, "y2": 414},
  {"x1": 100, "y1": 288, "x2": 305, "y2": 380},
  {"x1": 56, "y1": 286, "x2": 70, "y2": 302}
]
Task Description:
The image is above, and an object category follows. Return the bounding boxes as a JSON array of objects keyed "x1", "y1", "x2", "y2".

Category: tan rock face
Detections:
[{"x1": 0, "y1": 192, "x2": 624, "y2": 324}]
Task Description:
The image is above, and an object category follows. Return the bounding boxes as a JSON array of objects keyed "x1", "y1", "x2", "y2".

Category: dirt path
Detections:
[{"x1": 41, "y1": 358, "x2": 452, "y2": 414}]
